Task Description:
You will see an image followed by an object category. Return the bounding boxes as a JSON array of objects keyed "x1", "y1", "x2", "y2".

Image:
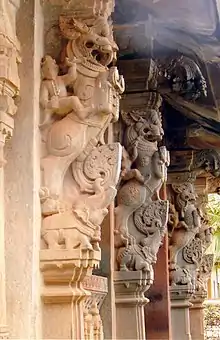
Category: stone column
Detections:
[
  {"x1": 168, "y1": 180, "x2": 202, "y2": 340},
  {"x1": 145, "y1": 183, "x2": 172, "y2": 340},
  {"x1": 190, "y1": 296, "x2": 205, "y2": 340},
  {"x1": 39, "y1": 1, "x2": 124, "y2": 338},
  {"x1": 170, "y1": 286, "x2": 193, "y2": 340},
  {"x1": 114, "y1": 62, "x2": 170, "y2": 339},
  {"x1": 168, "y1": 176, "x2": 214, "y2": 340},
  {"x1": 0, "y1": 0, "x2": 20, "y2": 337},
  {"x1": 114, "y1": 271, "x2": 151, "y2": 340}
]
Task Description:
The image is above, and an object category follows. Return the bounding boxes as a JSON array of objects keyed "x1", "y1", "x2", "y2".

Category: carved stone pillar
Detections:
[
  {"x1": 168, "y1": 181, "x2": 201, "y2": 340},
  {"x1": 114, "y1": 64, "x2": 170, "y2": 339},
  {"x1": 0, "y1": 0, "x2": 20, "y2": 338},
  {"x1": 168, "y1": 179, "x2": 214, "y2": 340},
  {"x1": 40, "y1": 1, "x2": 123, "y2": 339},
  {"x1": 114, "y1": 271, "x2": 151, "y2": 340},
  {"x1": 170, "y1": 286, "x2": 193, "y2": 340}
]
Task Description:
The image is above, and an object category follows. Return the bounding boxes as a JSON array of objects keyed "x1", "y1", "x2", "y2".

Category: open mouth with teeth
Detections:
[{"x1": 91, "y1": 49, "x2": 112, "y2": 66}]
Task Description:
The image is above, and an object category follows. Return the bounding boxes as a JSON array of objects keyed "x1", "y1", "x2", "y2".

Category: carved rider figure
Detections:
[{"x1": 40, "y1": 55, "x2": 91, "y2": 127}]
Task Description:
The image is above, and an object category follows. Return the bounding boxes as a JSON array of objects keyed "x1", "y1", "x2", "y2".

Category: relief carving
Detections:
[
  {"x1": 169, "y1": 182, "x2": 202, "y2": 286},
  {"x1": 115, "y1": 93, "x2": 169, "y2": 278},
  {"x1": 194, "y1": 254, "x2": 214, "y2": 299},
  {"x1": 168, "y1": 187, "x2": 213, "y2": 292},
  {"x1": 159, "y1": 56, "x2": 207, "y2": 101},
  {"x1": 39, "y1": 9, "x2": 124, "y2": 278}
]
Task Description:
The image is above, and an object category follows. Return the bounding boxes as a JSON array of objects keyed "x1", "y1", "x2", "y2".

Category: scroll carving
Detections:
[
  {"x1": 39, "y1": 8, "x2": 124, "y2": 282},
  {"x1": 114, "y1": 92, "x2": 169, "y2": 279}
]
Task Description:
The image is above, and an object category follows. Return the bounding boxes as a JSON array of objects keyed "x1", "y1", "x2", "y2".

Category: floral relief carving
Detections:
[{"x1": 114, "y1": 92, "x2": 169, "y2": 279}]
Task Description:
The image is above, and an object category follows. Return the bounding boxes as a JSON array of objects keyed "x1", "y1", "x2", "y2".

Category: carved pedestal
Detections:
[
  {"x1": 114, "y1": 271, "x2": 152, "y2": 340},
  {"x1": 170, "y1": 285, "x2": 194, "y2": 340},
  {"x1": 41, "y1": 250, "x2": 100, "y2": 339}
]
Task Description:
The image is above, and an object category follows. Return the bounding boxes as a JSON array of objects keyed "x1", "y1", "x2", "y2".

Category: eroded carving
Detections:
[
  {"x1": 115, "y1": 92, "x2": 169, "y2": 278},
  {"x1": 195, "y1": 254, "x2": 214, "y2": 298},
  {"x1": 0, "y1": 0, "x2": 20, "y2": 166},
  {"x1": 159, "y1": 56, "x2": 207, "y2": 101}
]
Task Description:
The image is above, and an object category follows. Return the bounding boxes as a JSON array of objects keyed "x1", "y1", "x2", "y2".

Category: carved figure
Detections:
[
  {"x1": 115, "y1": 93, "x2": 169, "y2": 274},
  {"x1": 116, "y1": 199, "x2": 169, "y2": 272},
  {"x1": 41, "y1": 143, "x2": 121, "y2": 252},
  {"x1": 40, "y1": 16, "x2": 124, "y2": 200},
  {"x1": 169, "y1": 182, "x2": 201, "y2": 269},
  {"x1": 159, "y1": 56, "x2": 207, "y2": 100},
  {"x1": 40, "y1": 15, "x2": 124, "y2": 258},
  {"x1": 40, "y1": 56, "x2": 92, "y2": 127},
  {"x1": 195, "y1": 254, "x2": 214, "y2": 296},
  {"x1": 169, "y1": 266, "x2": 193, "y2": 286}
]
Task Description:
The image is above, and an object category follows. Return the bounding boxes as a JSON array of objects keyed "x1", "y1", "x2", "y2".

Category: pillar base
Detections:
[
  {"x1": 170, "y1": 285, "x2": 194, "y2": 340},
  {"x1": 190, "y1": 294, "x2": 206, "y2": 340},
  {"x1": 114, "y1": 270, "x2": 152, "y2": 340},
  {"x1": 40, "y1": 249, "x2": 100, "y2": 339}
]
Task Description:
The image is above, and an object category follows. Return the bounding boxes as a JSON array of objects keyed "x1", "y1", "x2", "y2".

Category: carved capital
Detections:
[{"x1": 114, "y1": 271, "x2": 152, "y2": 306}]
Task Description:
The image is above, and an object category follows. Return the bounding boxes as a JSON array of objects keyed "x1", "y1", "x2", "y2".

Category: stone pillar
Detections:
[
  {"x1": 0, "y1": 0, "x2": 20, "y2": 337},
  {"x1": 168, "y1": 180, "x2": 201, "y2": 340},
  {"x1": 39, "y1": 1, "x2": 124, "y2": 339},
  {"x1": 114, "y1": 61, "x2": 170, "y2": 340},
  {"x1": 190, "y1": 297, "x2": 205, "y2": 340},
  {"x1": 114, "y1": 271, "x2": 151, "y2": 340},
  {"x1": 145, "y1": 235, "x2": 172, "y2": 340},
  {"x1": 168, "y1": 175, "x2": 214, "y2": 340},
  {"x1": 170, "y1": 286, "x2": 193, "y2": 340},
  {"x1": 145, "y1": 183, "x2": 172, "y2": 340}
]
